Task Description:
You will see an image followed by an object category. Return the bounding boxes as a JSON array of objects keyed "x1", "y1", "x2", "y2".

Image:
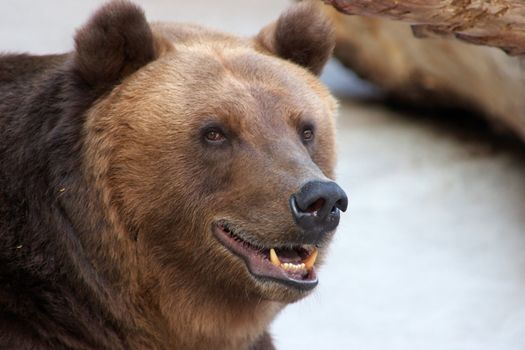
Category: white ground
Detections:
[{"x1": 2, "y1": 1, "x2": 525, "y2": 349}]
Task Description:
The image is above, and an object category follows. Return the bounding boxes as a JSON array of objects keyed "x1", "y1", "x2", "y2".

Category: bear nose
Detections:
[{"x1": 289, "y1": 180, "x2": 348, "y2": 241}]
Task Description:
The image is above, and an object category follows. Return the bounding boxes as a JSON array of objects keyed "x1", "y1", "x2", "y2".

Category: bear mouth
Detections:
[{"x1": 212, "y1": 221, "x2": 319, "y2": 291}]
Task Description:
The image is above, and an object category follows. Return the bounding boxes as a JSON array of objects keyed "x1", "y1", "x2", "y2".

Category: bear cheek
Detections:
[{"x1": 151, "y1": 153, "x2": 235, "y2": 235}]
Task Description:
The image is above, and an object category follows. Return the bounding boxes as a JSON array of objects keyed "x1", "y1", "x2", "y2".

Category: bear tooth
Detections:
[
  {"x1": 303, "y1": 248, "x2": 318, "y2": 270},
  {"x1": 284, "y1": 263, "x2": 300, "y2": 271},
  {"x1": 270, "y1": 248, "x2": 281, "y2": 267}
]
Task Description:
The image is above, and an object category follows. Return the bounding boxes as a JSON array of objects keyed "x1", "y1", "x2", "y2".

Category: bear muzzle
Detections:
[{"x1": 211, "y1": 180, "x2": 347, "y2": 292}]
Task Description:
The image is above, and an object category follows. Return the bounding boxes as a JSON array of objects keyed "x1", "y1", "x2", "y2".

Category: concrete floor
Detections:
[{"x1": 2, "y1": 1, "x2": 525, "y2": 349}]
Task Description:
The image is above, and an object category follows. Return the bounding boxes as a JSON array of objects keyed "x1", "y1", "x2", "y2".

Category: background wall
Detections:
[{"x1": 2, "y1": 1, "x2": 525, "y2": 349}]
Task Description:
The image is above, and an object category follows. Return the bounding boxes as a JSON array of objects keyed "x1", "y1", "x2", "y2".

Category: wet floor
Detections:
[{"x1": 2, "y1": 1, "x2": 525, "y2": 349}]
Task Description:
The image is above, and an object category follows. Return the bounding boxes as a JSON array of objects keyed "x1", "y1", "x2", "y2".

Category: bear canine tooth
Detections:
[
  {"x1": 270, "y1": 248, "x2": 281, "y2": 267},
  {"x1": 303, "y1": 248, "x2": 318, "y2": 271}
]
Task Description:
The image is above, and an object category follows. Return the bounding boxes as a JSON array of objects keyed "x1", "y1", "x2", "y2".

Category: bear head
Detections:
[{"x1": 68, "y1": 0, "x2": 346, "y2": 347}]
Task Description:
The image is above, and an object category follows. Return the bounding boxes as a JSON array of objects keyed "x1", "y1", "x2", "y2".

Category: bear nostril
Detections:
[{"x1": 306, "y1": 198, "x2": 325, "y2": 214}]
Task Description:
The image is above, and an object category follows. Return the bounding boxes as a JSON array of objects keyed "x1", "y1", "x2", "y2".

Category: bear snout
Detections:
[{"x1": 289, "y1": 180, "x2": 348, "y2": 243}]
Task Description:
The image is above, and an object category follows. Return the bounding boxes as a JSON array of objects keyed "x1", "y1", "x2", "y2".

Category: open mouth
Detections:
[{"x1": 212, "y1": 221, "x2": 319, "y2": 291}]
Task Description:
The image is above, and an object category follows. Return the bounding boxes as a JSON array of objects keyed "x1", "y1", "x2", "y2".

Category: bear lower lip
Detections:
[{"x1": 212, "y1": 221, "x2": 318, "y2": 291}]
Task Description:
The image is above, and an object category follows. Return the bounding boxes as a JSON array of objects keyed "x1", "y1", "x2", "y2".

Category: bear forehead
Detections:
[{"x1": 110, "y1": 27, "x2": 336, "y2": 124}]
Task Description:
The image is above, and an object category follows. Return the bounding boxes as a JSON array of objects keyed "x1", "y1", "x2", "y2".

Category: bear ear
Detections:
[
  {"x1": 256, "y1": 1, "x2": 335, "y2": 75},
  {"x1": 73, "y1": 0, "x2": 157, "y2": 89}
]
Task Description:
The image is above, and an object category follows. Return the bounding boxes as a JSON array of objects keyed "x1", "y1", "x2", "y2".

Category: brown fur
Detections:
[
  {"x1": 73, "y1": 0, "x2": 157, "y2": 89},
  {"x1": 0, "y1": 1, "x2": 337, "y2": 349},
  {"x1": 257, "y1": 1, "x2": 336, "y2": 75}
]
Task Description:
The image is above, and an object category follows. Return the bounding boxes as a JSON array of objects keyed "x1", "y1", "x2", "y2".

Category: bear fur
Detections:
[{"x1": 0, "y1": 1, "x2": 339, "y2": 349}]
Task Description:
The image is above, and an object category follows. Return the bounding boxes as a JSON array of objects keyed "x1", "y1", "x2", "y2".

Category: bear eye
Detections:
[
  {"x1": 204, "y1": 127, "x2": 226, "y2": 144},
  {"x1": 301, "y1": 127, "x2": 314, "y2": 143}
]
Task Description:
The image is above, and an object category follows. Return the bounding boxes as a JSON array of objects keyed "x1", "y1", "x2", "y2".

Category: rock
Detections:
[{"x1": 321, "y1": 2, "x2": 525, "y2": 140}]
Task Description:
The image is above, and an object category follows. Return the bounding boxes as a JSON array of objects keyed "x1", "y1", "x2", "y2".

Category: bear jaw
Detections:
[{"x1": 212, "y1": 220, "x2": 320, "y2": 292}]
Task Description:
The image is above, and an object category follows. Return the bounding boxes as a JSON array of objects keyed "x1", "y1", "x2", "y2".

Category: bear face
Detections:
[
  {"x1": 0, "y1": 1, "x2": 346, "y2": 349},
  {"x1": 87, "y1": 28, "x2": 339, "y2": 299}
]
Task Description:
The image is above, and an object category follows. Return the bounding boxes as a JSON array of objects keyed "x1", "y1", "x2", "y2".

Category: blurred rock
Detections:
[
  {"x1": 324, "y1": 0, "x2": 525, "y2": 56},
  {"x1": 322, "y1": 5, "x2": 525, "y2": 140}
]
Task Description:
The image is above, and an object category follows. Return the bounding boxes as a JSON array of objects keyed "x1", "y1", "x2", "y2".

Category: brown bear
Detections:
[{"x1": 0, "y1": 1, "x2": 347, "y2": 349}]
